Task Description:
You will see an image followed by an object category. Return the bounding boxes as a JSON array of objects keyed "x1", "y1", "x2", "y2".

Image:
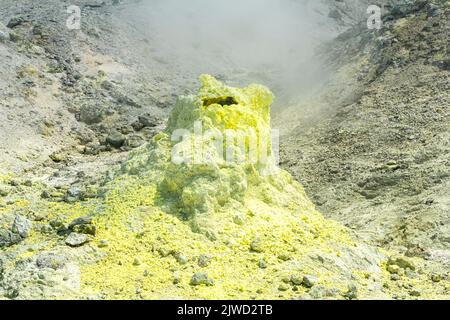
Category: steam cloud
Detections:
[{"x1": 121, "y1": 0, "x2": 341, "y2": 100}]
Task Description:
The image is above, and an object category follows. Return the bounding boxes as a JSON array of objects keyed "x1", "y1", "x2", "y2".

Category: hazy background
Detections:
[{"x1": 118, "y1": 0, "x2": 346, "y2": 101}]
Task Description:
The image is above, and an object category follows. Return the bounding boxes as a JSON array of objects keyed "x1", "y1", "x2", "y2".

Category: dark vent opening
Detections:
[{"x1": 203, "y1": 96, "x2": 238, "y2": 107}]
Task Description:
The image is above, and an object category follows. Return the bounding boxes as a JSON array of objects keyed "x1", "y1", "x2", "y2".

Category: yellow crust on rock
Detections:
[{"x1": 79, "y1": 76, "x2": 385, "y2": 299}]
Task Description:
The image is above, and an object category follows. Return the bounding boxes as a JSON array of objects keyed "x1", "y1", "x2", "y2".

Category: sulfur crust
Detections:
[
  {"x1": 79, "y1": 75, "x2": 379, "y2": 299},
  {"x1": 2, "y1": 76, "x2": 448, "y2": 300},
  {"x1": 77, "y1": 75, "x2": 449, "y2": 299}
]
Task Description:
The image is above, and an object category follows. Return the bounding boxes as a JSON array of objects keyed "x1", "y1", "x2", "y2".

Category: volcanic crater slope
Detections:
[{"x1": 1, "y1": 76, "x2": 449, "y2": 300}]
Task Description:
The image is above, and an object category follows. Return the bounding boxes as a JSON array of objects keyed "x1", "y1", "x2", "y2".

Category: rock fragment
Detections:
[
  {"x1": 106, "y1": 130, "x2": 126, "y2": 148},
  {"x1": 138, "y1": 115, "x2": 159, "y2": 128},
  {"x1": 12, "y1": 215, "x2": 32, "y2": 238},
  {"x1": 278, "y1": 283, "x2": 289, "y2": 291},
  {"x1": 250, "y1": 238, "x2": 264, "y2": 253},
  {"x1": 65, "y1": 187, "x2": 82, "y2": 202},
  {"x1": 345, "y1": 284, "x2": 358, "y2": 300},
  {"x1": 198, "y1": 254, "x2": 213, "y2": 268},
  {"x1": 302, "y1": 275, "x2": 318, "y2": 288},
  {"x1": 68, "y1": 216, "x2": 96, "y2": 236},
  {"x1": 7, "y1": 17, "x2": 26, "y2": 29},
  {"x1": 65, "y1": 233, "x2": 89, "y2": 247},
  {"x1": 125, "y1": 135, "x2": 145, "y2": 148},
  {"x1": 36, "y1": 253, "x2": 66, "y2": 270},
  {"x1": 68, "y1": 216, "x2": 93, "y2": 229},
  {"x1": 0, "y1": 229, "x2": 22, "y2": 248},
  {"x1": 190, "y1": 272, "x2": 214, "y2": 286},
  {"x1": 258, "y1": 258, "x2": 267, "y2": 269},
  {"x1": 388, "y1": 256, "x2": 415, "y2": 271},
  {"x1": 79, "y1": 105, "x2": 104, "y2": 125},
  {"x1": 290, "y1": 274, "x2": 303, "y2": 286}
]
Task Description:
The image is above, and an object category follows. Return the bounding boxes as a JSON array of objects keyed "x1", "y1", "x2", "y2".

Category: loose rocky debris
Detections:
[
  {"x1": 190, "y1": 273, "x2": 215, "y2": 287},
  {"x1": 278, "y1": 0, "x2": 450, "y2": 268},
  {"x1": 0, "y1": 229, "x2": 22, "y2": 248},
  {"x1": 11, "y1": 216, "x2": 32, "y2": 238},
  {"x1": 65, "y1": 233, "x2": 90, "y2": 247}
]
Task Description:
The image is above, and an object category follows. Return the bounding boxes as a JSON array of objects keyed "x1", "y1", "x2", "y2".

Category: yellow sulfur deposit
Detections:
[
  {"x1": 79, "y1": 75, "x2": 389, "y2": 299},
  {"x1": 3, "y1": 76, "x2": 447, "y2": 300}
]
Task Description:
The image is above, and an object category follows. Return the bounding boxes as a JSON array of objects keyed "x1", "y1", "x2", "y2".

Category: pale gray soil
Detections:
[{"x1": 278, "y1": 1, "x2": 450, "y2": 264}]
